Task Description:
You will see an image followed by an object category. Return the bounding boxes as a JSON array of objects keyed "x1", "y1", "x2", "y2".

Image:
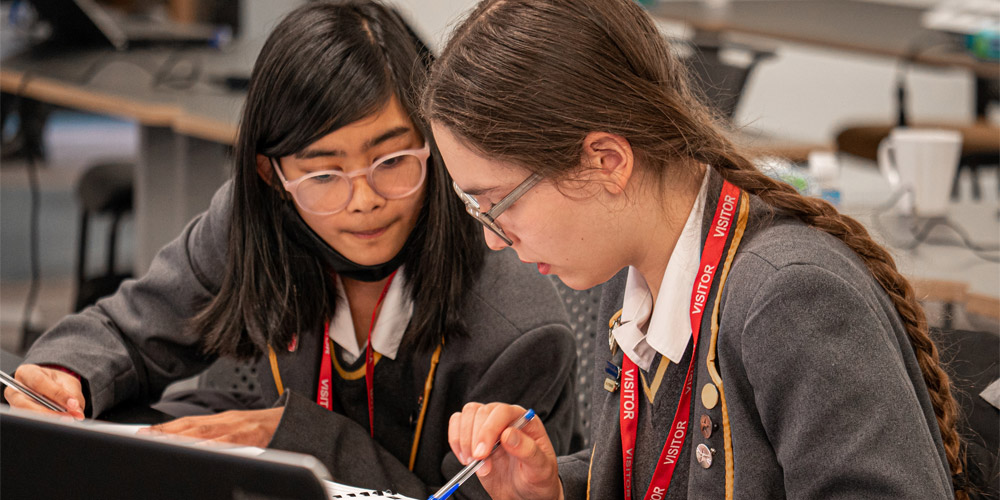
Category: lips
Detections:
[{"x1": 346, "y1": 222, "x2": 392, "y2": 239}]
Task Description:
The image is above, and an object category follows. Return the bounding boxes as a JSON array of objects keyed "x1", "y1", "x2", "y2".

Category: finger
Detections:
[
  {"x1": 471, "y1": 404, "x2": 527, "y2": 461},
  {"x1": 17, "y1": 366, "x2": 85, "y2": 414},
  {"x1": 4, "y1": 387, "x2": 63, "y2": 416},
  {"x1": 447, "y1": 412, "x2": 462, "y2": 461},
  {"x1": 498, "y1": 421, "x2": 557, "y2": 483},
  {"x1": 458, "y1": 402, "x2": 482, "y2": 464},
  {"x1": 471, "y1": 403, "x2": 495, "y2": 459},
  {"x1": 477, "y1": 456, "x2": 494, "y2": 477},
  {"x1": 64, "y1": 397, "x2": 85, "y2": 420},
  {"x1": 143, "y1": 415, "x2": 205, "y2": 436}
]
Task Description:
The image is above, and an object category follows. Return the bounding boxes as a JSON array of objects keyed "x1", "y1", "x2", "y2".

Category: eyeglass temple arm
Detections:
[{"x1": 484, "y1": 174, "x2": 543, "y2": 219}]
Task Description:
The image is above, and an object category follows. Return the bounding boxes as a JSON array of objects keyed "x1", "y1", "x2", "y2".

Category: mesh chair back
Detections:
[
  {"x1": 197, "y1": 357, "x2": 261, "y2": 396},
  {"x1": 549, "y1": 276, "x2": 603, "y2": 448}
]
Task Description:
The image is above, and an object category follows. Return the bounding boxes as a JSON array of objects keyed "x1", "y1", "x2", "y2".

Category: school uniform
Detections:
[
  {"x1": 558, "y1": 170, "x2": 953, "y2": 499},
  {"x1": 23, "y1": 181, "x2": 583, "y2": 500}
]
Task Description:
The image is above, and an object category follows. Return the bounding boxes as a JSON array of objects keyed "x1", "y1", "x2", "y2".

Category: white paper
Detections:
[{"x1": 324, "y1": 480, "x2": 419, "y2": 499}]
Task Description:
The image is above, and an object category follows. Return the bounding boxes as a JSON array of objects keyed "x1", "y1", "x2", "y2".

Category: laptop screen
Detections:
[{"x1": 1, "y1": 409, "x2": 332, "y2": 500}]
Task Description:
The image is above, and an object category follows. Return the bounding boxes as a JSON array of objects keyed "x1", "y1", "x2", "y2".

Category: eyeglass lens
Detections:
[{"x1": 295, "y1": 154, "x2": 424, "y2": 213}]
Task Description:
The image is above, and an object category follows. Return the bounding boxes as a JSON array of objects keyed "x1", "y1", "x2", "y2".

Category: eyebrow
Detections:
[
  {"x1": 294, "y1": 126, "x2": 412, "y2": 159},
  {"x1": 459, "y1": 185, "x2": 496, "y2": 197}
]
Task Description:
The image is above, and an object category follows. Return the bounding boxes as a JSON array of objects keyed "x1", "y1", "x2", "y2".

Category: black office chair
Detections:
[
  {"x1": 549, "y1": 276, "x2": 604, "y2": 449},
  {"x1": 681, "y1": 41, "x2": 774, "y2": 121},
  {"x1": 930, "y1": 327, "x2": 1000, "y2": 500},
  {"x1": 74, "y1": 161, "x2": 134, "y2": 312}
]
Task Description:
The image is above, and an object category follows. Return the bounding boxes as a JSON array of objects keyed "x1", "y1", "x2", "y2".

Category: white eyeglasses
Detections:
[{"x1": 271, "y1": 143, "x2": 430, "y2": 215}]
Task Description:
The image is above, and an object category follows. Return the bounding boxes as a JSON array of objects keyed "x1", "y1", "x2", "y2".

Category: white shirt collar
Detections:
[
  {"x1": 614, "y1": 171, "x2": 710, "y2": 371},
  {"x1": 330, "y1": 267, "x2": 414, "y2": 364}
]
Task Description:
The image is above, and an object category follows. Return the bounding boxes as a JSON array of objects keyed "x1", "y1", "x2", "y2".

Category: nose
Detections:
[
  {"x1": 483, "y1": 226, "x2": 510, "y2": 251},
  {"x1": 346, "y1": 174, "x2": 385, "y2": 213}
]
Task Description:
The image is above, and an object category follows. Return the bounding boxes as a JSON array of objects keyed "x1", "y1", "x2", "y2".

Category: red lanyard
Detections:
[
  {"x1": 317, "y1": 270, "x2": 398, "y2": 438},
  {"x1": 619, "y1": 181, "x2": 740, "y2": 499}
]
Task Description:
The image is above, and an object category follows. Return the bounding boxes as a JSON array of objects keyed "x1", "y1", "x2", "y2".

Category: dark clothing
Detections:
[{"x1": 24, "y1": 181, "x2": 582, "y2": 500}]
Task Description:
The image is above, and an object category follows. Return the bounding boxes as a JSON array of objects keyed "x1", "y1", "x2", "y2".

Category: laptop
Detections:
[
  {"x1": 29, "y1": 0, "x2": 224, "y2": 51},
  {"x1": 0, "y1": 408, "x2": 332, "y2": 500}
]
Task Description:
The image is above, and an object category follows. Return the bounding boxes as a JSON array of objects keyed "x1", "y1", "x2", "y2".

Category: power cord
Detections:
[{"x1": 872, "y1": 187, "x2": 1000, "y2": 263}]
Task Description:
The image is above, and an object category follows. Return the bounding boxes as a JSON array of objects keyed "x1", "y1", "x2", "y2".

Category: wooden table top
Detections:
[
  {"x1": 650, "y1": 0, "x2": 998, "y2": 78},
  {"x1": 0, "y1": 44, "x2": 255, "y2": 144}
]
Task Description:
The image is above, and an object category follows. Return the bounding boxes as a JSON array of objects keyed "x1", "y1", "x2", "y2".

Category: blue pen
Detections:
[{"x1": 428, "y1": 409, "x2": 536, "y2": 500}]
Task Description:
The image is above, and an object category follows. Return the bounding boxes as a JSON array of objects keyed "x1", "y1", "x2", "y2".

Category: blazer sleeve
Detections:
[
  {"x1": 267, "y1": 323, "x2": 580, "y2": 500},
  {"x1": 557, "y1": 447, "x2": 594, "y2": 500},
  {"x1": 22, "y1": 183, "x2": 232, "y2": 416},
  {"x1": 739, "y1": 263, "x2": 953, "y2": 500}
]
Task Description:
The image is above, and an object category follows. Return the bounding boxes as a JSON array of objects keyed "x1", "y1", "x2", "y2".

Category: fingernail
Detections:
[{"x1": 474, "y1": 443, "x2": 486, "y2": 457}]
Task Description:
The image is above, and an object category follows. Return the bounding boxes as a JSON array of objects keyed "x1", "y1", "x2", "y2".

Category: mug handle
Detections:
[{"x1": 877, "y1": 137, "x2": 900, "y2": 188}]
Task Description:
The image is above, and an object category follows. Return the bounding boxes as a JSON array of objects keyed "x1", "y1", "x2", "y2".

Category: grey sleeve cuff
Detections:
[{"x1": 558, "y1": 447, "x2": 592, "y2": 500}]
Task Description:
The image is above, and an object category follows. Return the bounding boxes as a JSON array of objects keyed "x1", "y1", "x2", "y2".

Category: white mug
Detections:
[{"x1": 877, "y1": 128, "x2": 962, "y2": 217}]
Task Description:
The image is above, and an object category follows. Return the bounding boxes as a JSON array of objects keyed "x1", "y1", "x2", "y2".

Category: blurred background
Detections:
[{"x1": 0, "y1": 0, "x2": 997, "y2": 356}]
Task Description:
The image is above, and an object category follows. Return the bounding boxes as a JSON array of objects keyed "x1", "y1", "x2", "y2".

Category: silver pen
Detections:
[
  {"x1": 428, "y1": 408, "x2": 536, "y2": 500},
  {"x1": 0, "y1": 369, "x2": 68, "y2": 413}
]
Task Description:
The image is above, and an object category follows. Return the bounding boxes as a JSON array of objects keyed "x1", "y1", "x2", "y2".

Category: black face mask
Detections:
[{"x1": 279, "y1": 202, "x2": 414, "y2": 282}]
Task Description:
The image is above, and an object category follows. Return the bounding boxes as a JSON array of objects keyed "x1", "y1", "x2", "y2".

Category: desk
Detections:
[
  {"x1": 837, "y1": 158, "x2": 999, "y2": 320},
  {"x1": 649, "y1": 0, "x2": 996, "y2": 78},
  {"x1": 0, "y1": 44, "x2": 255, "y2": 274}
]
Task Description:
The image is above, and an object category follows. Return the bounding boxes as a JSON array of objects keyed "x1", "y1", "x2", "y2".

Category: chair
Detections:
[
  {"x1": 73, "y1": 161, "x2": 134, "y2": 312},
  {"x1": 153, "y1": 357, "x2": 263, "y2": 418},
  {"x1": 196, "y1": 357, "x2": 260, "y2": 396},
  {"x1": 681, "y1": 41, "x2": 774, "y2": 121},
  {"x1": 549, "y1": 276, "x2": 604, "y2": 448},
  {"x1": 930, "y1": 327, "x2": 1000, "y2": 500}
]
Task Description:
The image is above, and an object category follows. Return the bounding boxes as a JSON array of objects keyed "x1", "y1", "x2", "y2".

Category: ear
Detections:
[
  {"x1": 580, "y1": 131, "x2": 634, "y2": 195},
  {"x1": 256, "y1": 154, "x2": 274, "y2": 184}
]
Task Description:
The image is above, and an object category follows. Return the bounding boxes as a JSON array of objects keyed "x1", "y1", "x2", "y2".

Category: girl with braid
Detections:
[{"x1": 424, "y1": 0, "x2": 965, "y2": 498}]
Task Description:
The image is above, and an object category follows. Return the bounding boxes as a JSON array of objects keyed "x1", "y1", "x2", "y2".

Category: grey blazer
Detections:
[
  {"x1": 24, "y1": 181, "x2": 582, "y2": 499},
  {"x1": 558, "y1": 171, "x2": 953, "y2": 499}
]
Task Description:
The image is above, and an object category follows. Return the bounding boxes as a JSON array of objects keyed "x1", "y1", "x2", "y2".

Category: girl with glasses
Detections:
[
  {"x1": 8, "y1": 2, "x2": 582, "y2": 497},
  {"x1": 426, "y1": 1, "x2": 966, "y2": 499}
]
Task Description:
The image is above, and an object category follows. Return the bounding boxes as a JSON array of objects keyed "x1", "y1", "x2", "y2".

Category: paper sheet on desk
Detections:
[{"x1": 324, "y1": 481, "x2": 419, "y2": 499}]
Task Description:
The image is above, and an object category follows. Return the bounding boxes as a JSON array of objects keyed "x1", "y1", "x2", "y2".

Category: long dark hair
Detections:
[
  {"x1": 194, "y1": 0, "x2": 484, "y2": 359},
  {"x1": 422, "y1": 0, "x2": 966, "y2": 497}
]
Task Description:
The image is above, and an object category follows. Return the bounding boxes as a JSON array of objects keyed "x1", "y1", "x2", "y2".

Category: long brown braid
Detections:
[
  {"x1": 422, "y1": 0, "x2": 968, "y2": 496},
  {"x1": 698, "y1": 135, "x2": 968, "y2": 500}
]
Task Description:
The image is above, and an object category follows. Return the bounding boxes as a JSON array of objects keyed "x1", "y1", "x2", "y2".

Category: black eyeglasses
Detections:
[{"x1": 452, "y1": 173, "x2": 542, "y2": 246}]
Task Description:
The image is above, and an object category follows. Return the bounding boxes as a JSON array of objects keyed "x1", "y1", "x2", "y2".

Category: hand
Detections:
[
  {"x1": 448, "y1": 402, "x2": 563, "y2": 500},
  {"x1": 5, "y1": 364, "x2": 86, "y2": 419},
  {"x1": 139, "y1": 407, "x2": 284, "y2": 448}
]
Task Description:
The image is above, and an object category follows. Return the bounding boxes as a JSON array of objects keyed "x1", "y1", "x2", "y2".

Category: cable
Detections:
[
  {"x1": 899, "y1": 217, "x2": 1000, "y2": 263},
  {"x1": 872, "y1": 187, "x2": 1000, "y2": 263}
]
